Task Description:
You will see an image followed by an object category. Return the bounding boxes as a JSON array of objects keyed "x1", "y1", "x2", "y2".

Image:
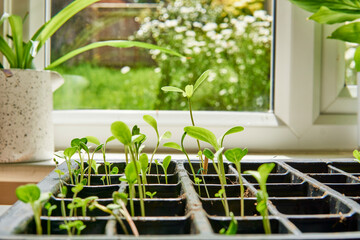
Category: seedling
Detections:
[
  {"x1": 154, "y1": 159, "x2": 161, "y2": 184},
  {"x1": 145, "y1": 191, "x2": 157, "y2": 199},
  {"x1": 44, "y1": 202, "x2": 57, "y2": 235},
  {"x1": 85, "y1": 136, "x2": 105, "y2": 186},
  {"x1": 143, "y1": 115, "x2": 171, "y2": 174},
  {"x1": 244, "y1": 163, "x2": 275, "y2": 235},
  {"x1": 120, "y1": 160, "x2": 141, "y2": 217},
  {"x1": 139, "y1": 153, "x2": 149, "y2": 185},
  {"x1": 16, "y1": 184, "x2": 51, "y2": 235},
  {"x1": 162, "y1": 70, "x2": 210, "y2": 173},
  {"x1": 70, "y1": 137, "x2": 88, "y2": 184},
  {"x1": 89, "y1": 191, "x2": 138, "y2": 236},
  {"x1": 219, "y1": 212, "x2": 238, "y2": 235},
  {"x1": 68, "y1": 183, "x2": 84, "y2": 218},
  {"x1": 102, "y1": 136, "x2": 116, "y2": 185},
  {"x1": 185, "y1": 125, "x2": 244, "y2": 217},
  {"x1": 353, "y1": 150, "x2": 360, "y2": 164},
  {"x1": 111, "y1": 121, "x2": 146, "y2": 216},
  {"x1": 55, "y1": 147, "x2": 77, "y2": 185},
  {"x1": 156, "y1": 155, "x2": 172, "y2": 184},
  {"x1": 224, "y1": 148, "x2": 248, "y2": 217},
  {"x1": 60, "y1": 220, "x2": 86, "y2": 236}
]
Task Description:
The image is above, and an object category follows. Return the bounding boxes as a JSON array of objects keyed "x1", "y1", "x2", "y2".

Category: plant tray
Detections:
[{"x1": 2, "y1": 158, "x2": 360, "y2": 239}]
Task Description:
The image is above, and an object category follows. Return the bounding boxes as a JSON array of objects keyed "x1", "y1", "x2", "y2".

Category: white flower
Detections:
[
  {"x1": 345, "y1": 48, "x2": 356, "y2": 61},
  {"x1": 175, "y1": 26, "x2": 187, "y2": 33},
  {"x1": 220, "y1": 23, "x2": 229, "y2": 29},
  {"x1": 193, "y1": 46, "x2": 201, "y2": 54},
  {"x1": 244, "y1": 16, "x2": 255, "y2": 24},
  {"x1": 254, "y1": 10, "x2": 267, "y2": 19},
  {"x1": 220, "y1": 68, "x2": 228, "y2": 74},
  {"x1": 193, "y1": 22, "x2": 203, "y2": 28},
  {"x1": 121, "y1": 66, "x2": 130, "y2": 74},
  {"x1": 165, "y1": 19, "x2": 178, "y2": 28},
  {"x1": 208, "y1": 72, "x2": 217, "y2": 82},
  {"x1": 219, "y1": 89, "x2": 227, "y2": 96},
  {"x1": 202, "y1": 22, "x2": 217, "y2": 32},
  {"x1": 229, "y1": 77, "x2": 238, "y2": 83},
  {"x1": 186, "y1": 30, "x2": 196, "y2": 37},
  {"x1": 184, "y1": 48, "x2": 193, "y2": 55}
]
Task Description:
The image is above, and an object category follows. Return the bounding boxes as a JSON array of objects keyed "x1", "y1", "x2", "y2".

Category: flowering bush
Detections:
[{"x1": 132, "y1": 0, "x2": 272, "y2": 111}]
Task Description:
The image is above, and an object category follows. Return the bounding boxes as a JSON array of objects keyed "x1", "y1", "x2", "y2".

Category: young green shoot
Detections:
[
  {"x1": 224, "y1": 147, "x2": 248, "y2": 217},
  {"x1": 16, "y1": 184, "x2": 51, "y2": 235},
  {"x1": 55, "y1": 147, "x2": 77, "y2": 185},
  {"x1": 353, "y1": 150, "x2": 360, "y2": 164},
  {"x1": 44, "y1": 202, "x2": 57, "y2": 235},
  {"x1": 145, "y1": 191, "x2": 157, "y2": 199},
  {"x1": 71, "y1": 137, "x2": 88, "y2": 184},
  {"x1": 162, "y1": 70, "x2": 210, "y2": 172},
  {"x1": 59, "y1": 220, "x2": 86, "y2": 236},
  {"x1": 154, "y1": 159, "x2": 161, "y2": 184},
  {"x1": 156, "y1": 155, "x2": 172, "y2": 184},
  {"x1": 244, "y1": 163, "x2": 275, "y2": 235},
  {"x1": 68, "y1": 183, "x2": 84, "y2": 218},
  {"x1": 120, "y1": 160, "x2": 141, "y2": 217},
  {"x1": 102, "y1": 136, "x2": 116, "y2": 185},
  {"x1": 139, "y1": 153, "x2": 149, "y2": 196},
  {"x1": 143, "y1": 114, "x2": 171, "y2": 174},
  {"x1": 111, "y1": 121, "x2": 146, "y2": 216},
  {"x1": 219, "y1": 212, "x2": 238, "y2": 235},
  {"x1": 85, "y1": 136, "x2": 105, "y2": 186}
]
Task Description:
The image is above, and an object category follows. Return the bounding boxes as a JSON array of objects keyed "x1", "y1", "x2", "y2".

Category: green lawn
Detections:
[{"x1": 53, "y1": 64, "x2": 161, "y2": 110}]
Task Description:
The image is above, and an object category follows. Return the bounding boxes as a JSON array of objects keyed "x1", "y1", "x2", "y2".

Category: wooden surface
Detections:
[{"x1": 0, "y1": 161, "x2": 55, "y2": 204}]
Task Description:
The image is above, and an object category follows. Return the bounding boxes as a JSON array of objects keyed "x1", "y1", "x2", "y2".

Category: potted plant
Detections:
[
  {"x1": 287, "y1": 1, "x2": 360, "y2": 148},
  {"x1": 0, "y1": 0, "x2": 182, "y2": 163}
]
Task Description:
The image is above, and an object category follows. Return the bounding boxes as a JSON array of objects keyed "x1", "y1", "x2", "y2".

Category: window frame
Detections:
[{"x1": 2, "y1": 0, "x2": 357, "y2": 152}]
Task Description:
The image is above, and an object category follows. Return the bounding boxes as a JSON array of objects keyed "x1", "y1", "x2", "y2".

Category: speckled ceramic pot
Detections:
[{"x1": 0, "y1": 69, "x2": 63, "y2": 162}]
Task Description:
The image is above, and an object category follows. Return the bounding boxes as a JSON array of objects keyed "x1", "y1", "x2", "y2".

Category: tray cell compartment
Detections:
[
  {"x1": 290, "y1": 216, "x2": 358, "y2": 233},
  {"x1": 209, "y1": 217, "x2": 292, "y2": 234}
]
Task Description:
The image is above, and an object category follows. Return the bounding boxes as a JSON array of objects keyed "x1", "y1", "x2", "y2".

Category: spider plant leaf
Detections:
[
  {"x1": 36, "y1": 0, "x2": 99, "y2": 51},
  {"x1": 0, "y1": 36, "x2": 16, "y2": 67},
  {"x1": 8, "y1": 15, "x2": 23, "y2": 67},
  {"x1": 309, "y1": 6, "x2": 360, "y2": 24},
  {"x1": 161, "y1": 86, "x2": 185, "y2": 93},
  {"x1": 46, "y1": 40, "x2": 183, "y2": 69}
]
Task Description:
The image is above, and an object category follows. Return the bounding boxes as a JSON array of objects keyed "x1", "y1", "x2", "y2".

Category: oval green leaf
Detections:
[
  {"x1": 16, "y1": 184, "x2": 41, "y2": 203},
  {"x1": 184, "y1": 126, "x2": 219, "y2": 150},
  {"x1": 111, "y1": 121, "x2": 132, "y2": 146}
]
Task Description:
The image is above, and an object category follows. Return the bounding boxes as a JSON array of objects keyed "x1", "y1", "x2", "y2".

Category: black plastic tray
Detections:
[{"x1": 2, "y1": 158, "x2": 360, "y2": 239}]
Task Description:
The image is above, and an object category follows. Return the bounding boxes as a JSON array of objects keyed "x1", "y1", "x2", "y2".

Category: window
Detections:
[{"x1": 1, "y1": 1, "x2": 357, "y2": 151}]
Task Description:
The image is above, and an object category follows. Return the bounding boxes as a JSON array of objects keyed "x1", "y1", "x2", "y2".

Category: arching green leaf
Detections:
[
  {"x1": 143, "y1": 115, "x2": 159, "y2": 137},
  {"x1": 163, "y1": 142, "x2": 182, "y2": 151},
  {"x1": 219, "y1": 126, "x2": 244, "y2": 147},
  {"x1": 184, "y1": 126, "x2": 219, "y2": 150},
  {"x1": 86, "y1": 136, "x2": 100, "y2": 146},
  {"x1": 16, "y1": 184, "x2": 40, "y2": 203},
  {"x1": 194, "y1": 70, "x2": 210, "y2": 92},
  {"x1": 224, "y1": 148, "x2": 248, "y2": 164},
  {"x1": 111, "y1": 121, "x2": 132, "y2": 146}
]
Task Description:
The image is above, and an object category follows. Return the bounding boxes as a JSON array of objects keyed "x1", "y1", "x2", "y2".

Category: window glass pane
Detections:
[
  {"x1": 52, "y1": 0, "x2": 273, "y2": 111},
  {"x1": 345, "y1": 42, "x2": 357, "y2": 86}
]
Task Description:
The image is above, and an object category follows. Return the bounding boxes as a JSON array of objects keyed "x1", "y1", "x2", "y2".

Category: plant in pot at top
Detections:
[
  {"x1": 288, "y1": 1, "x2": 360, "y2": 149},
  {"x1": 0, "y1": 0, "x2": 182, "y2": 163}
]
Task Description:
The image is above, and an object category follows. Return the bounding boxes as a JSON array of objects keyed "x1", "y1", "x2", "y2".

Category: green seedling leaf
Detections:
[
  {"x1": 219, "y1": 212, "x2": 238, "y2": 235},
  {"x1": 139, "y1": 153, "x2": 149, "y2": 173},
  {"x1": 194, "y1": 177, "x2": 202, "y2": 184},
  {"x1": 203, "y1": 148, "x2": 215, "y2": 160},
  {"x1": 72, "y1": 184, "x2": 84, "y2": 194},
  {"x1": 125, "y1": 161, "x2": 140, "y2": 184},
  {"x1": 143, "y1": 115, "x2": 159, "y2": 137},
  {"x1": 16, "y1": 184, "x2": 40, "y2": 203},
  {"x1": 86, "y1": 136, "x2": 100, "y2": 146},
  {"x1": 194, "y1": 70, "x2": 211, "y2": 92},
  {"x1": 106, "y1": 136, "x2": 116, "y2": 144},
  {"x1": 161, "y1": 86, "x2": 185, "y2": 94},
  {"x1": 119, "y1": 176, "x2": 128, "y2": 182},
  {"x1": 354, "y1": 150, "x2": 360, "y2": 163},
  {"x1": 94, "y1": 144, "x2": 104, "y2": 153},
  {"x1": 163, "y1": 142, "x2": 182, "y2": 151},
  {"x1": 111, "y1": 166, "x2": 119, "y2": 175},
  {"x1": 219, "y1": 126, "x2": 244, "y2": 147},
  {"x1": 113, "y1": 191, "x2": 128, "y2": 205},
  {"x1": 64, "y1": 147, "x2": 77, "y2": 159},
  {"x1": 245, "y1": 163, "x2": 275, "y2": 188},
  {"x1": 256, "y1": 191, "x2": 269, "y2": 214},
  {"x1": 215, "y1": 188, "x2": 225, "y2": 198},
  {"x1": 184, "y1": 126, "x2": 219, "y2": 150},
  {"x1": 79, "y1": 142, "x2": 89, "y2": 153},
  {"x1": 225, "y1": 148, "x2": 248, "y2": 164},
  {"x1": 132, "y1": 125, "x2": 140, "y2": 136},
  {"x1": 162, "y1": 155, "x2": 171, "y2": 171},
  {"x1": 131, "y1": 134, "x2": 146, "y2": 144},
  {"x1": 160, "y1": 131, "x2": 172, "y2": 141},
  {"x1": 111, "y1": 121, "x2": 132, "y2": 146},
  {"x1": 55, "y1": 169, "x2": 64, "y2": 176},
  {"x1": 54, "y1": 151, "x2": 65, "y2": 159},
  {"x1": 184, "y1": 85, "x2": 194, "y2": 98},
  {"x1": 145, "y1": 191, "x2": 157, "y2": 198},
  {"x1": 71, "y1": 138, "x2": 88, "y2": 148}
]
